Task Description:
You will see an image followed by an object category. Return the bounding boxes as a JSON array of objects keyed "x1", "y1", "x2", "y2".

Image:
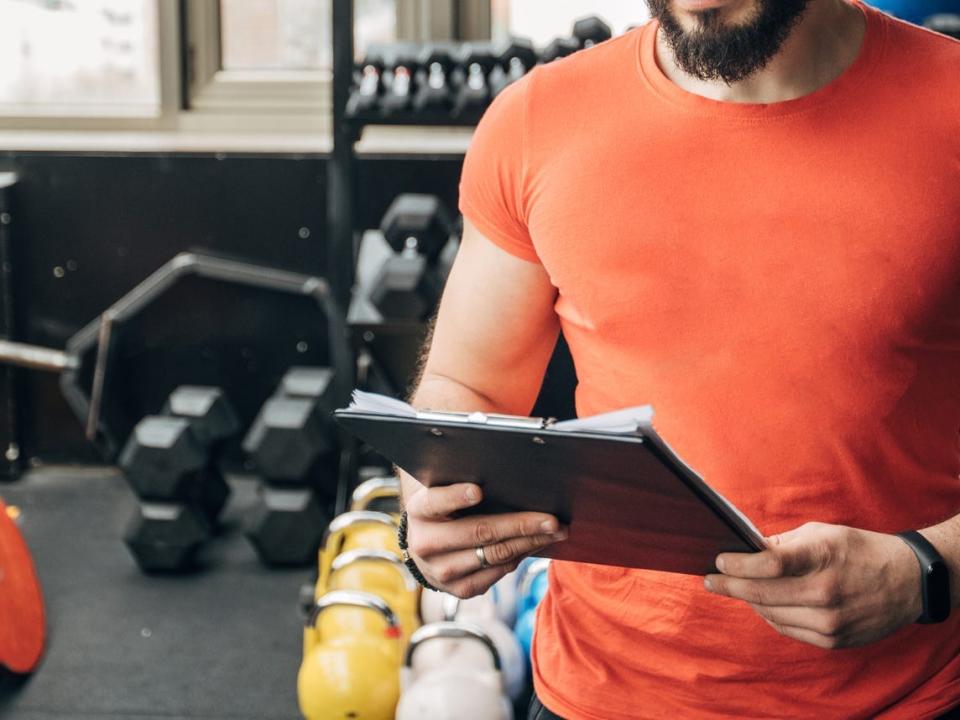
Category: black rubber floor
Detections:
[{"x1": 0, "y1": 469, "x2": 310, "y2": 720}]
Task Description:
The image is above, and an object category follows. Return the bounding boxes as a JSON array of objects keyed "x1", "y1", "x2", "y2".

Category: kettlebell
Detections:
[
  {"x1": 298, "y1": 590, "x2": 404, "y2": 720},
  {"x1": 396, "y1": 621, "x2": 513, "y2": 720}
]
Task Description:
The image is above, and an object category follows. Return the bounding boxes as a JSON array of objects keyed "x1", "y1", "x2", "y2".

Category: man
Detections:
[{"x1": 399, "y1": 0, "x2": 960, "y2": 717}]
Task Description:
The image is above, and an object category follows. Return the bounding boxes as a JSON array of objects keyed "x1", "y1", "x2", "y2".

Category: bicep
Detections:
[{"x1": 422, "y1": 218, "x2": 559, "y2": 415}]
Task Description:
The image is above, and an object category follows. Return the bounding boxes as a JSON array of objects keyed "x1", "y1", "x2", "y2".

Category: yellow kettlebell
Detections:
[
  {"x1": 298, "y1": 590, "x2": 404, "y2": 720},
  {"x1": 327, "y1": 549, "x2": 420, "y2": 639},
  {"x1": 350, "y1": 476, "x2": 401, "y2": 514}
]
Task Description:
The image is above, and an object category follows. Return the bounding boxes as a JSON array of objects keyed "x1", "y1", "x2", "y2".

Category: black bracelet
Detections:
[{"x1": 398, "y1": 511, "x2": 440, "y2": 592}]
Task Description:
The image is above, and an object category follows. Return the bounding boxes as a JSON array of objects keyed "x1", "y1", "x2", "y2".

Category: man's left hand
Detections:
[{"x1": 705, "y1": 522, "x2": 923, "y2": 649}]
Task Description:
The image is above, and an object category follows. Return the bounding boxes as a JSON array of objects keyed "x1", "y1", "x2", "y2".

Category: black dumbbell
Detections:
[
  {"x1": 490, "y1": 38, "x2": 538, "y2": 97},
  {"x1": 346, "y1": 50, "x2": 384, "y2": 116},
  {"x1": 243, "y1": 367, "x2": 338, "y2": 567},
  {"x1": 454, "y1": 44, "x2": 498, "y2": 117},
  {"x1": 541, "y1": 37, "x2": 579, "y2": 64},
  {"x1": 573, "y1": 16, "x2": 613, "y2": 49},
  {"x1": 380, "y1": 50, "x2": 419, "y2": 115},
  {"x1": 123, "y1": 502, "x2": 212, "y2": 573},
  {"x1": 246, "y1": 486, "x2": 331, "y2": 567},
  {"x1": 413, "y1": 46, "x2": 455, "y2": 114},
  {"x1": 924, "y1": 14, "x2": 960, "y2": 39},
  {"x1": 242, "y1": 367, "x2": 338, "y2": 487},
  {"x1": 380, "y1": 194, "x2": 453, "y2": 262},
  {"x1": 120, "y1": 386, "x2": 239, "y2": 573},
  {"x1": 369, "y1": 254, "x2": 445, "y2": 322}
]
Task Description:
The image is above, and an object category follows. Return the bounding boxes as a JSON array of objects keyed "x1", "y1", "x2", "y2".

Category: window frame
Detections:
[{"x1": 0, "y1": 0, "x2": 491, "y2": 141}]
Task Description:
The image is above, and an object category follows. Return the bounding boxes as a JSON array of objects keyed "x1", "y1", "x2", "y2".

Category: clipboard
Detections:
[{"x1": 335, "y1": 406, "x2": 766, "y2": 576}]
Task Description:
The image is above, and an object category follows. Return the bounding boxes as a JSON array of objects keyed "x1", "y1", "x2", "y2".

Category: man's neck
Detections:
[{"x1": 654, "y1": 0, "x2": 866, "y2": 104}]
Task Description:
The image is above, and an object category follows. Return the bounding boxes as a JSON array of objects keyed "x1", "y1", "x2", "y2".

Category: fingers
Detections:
[
  {"x1": 426, "y1": 531, "x2": 567, "y2": 585},
  {"x1": 444, "y1": 561, "x2": 522, "y2": 600},
  {"x1": 717, "y1": 528, "x2": 833, "y2": 578},
  {"x1": 757, "y1": 615, "x2": 842, "y2": 650},
  {"x1": 408, "y1": 511, "x2": 562, "y2": 557},
  {"x1": 704, "y1": 573, "x2": 840, "y2": 608},
  {"x1": 406, "y1": 482, "x2": 483, "y2": 520},
  {"x1": 749, "y1": 603, "x2": 847, "y2": 639}
]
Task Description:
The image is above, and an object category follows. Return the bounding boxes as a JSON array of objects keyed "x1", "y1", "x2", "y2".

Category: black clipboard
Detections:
[{"x1": 335, "y1": 409, "x2": 765, "y2": 575}]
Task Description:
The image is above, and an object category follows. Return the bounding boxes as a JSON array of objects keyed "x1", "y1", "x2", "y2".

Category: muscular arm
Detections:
[{"x1": 399, "y1": 218, "x2": 568, "y2": 598}]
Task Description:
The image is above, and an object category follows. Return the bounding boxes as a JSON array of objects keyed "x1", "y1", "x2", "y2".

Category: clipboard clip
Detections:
[{"x1": 415, "y1": 409, "x2": 554, "y2": 430}]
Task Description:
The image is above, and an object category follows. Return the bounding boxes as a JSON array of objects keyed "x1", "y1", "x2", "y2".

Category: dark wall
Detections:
[{"x1": 0, "y1": 151, "x2": 575, "y2": 471}]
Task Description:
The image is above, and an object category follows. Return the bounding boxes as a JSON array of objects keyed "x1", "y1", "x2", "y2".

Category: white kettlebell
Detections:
[
  {"x1": 396, "y1": 621, "x2": 514, "y2": 720},
  {"x1": 416, "y1": 596, "x2": 527, "y2": 702}
]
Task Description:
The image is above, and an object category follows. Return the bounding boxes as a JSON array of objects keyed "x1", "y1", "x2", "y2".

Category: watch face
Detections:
[{"x1": 926, "y1": 561, "x2": 951, "y2": 623}]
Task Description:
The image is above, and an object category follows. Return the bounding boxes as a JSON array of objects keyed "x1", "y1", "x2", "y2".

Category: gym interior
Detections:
[{"x1": 0, "y1": 2, "x2": 957, "y2": 719}]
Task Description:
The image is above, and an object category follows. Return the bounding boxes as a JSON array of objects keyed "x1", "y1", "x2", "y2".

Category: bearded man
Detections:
[{"x1": 398, "y1": 1, "x2": 960, "y2": 717}]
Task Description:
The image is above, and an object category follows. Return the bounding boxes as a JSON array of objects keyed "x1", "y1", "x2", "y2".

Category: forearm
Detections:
[
  {"x1": 921, "y1": 514, "x2": 960, "y2": 608},
  {"x1": 398, "y1": 371, "x2": 515, "y2": 506}
]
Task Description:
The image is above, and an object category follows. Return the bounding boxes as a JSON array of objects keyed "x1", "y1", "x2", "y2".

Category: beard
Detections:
[{"x1": 647, "y1": 0, "x2": 809, "y2": 84}]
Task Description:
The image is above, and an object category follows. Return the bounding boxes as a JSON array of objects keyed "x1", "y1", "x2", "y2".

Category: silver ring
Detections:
[{"x1": 475, "y1": 545, "x2": 489, "y2": 570}]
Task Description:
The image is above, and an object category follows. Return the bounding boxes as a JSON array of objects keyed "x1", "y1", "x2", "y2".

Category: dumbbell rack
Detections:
[{"x1": 327, "y1": 0, "x2": 480, "y2": 503}]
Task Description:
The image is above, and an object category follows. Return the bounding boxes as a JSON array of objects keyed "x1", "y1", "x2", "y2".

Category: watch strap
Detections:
[{"x1": 896, "y1": 530, "x2": 951, "y2": 624}]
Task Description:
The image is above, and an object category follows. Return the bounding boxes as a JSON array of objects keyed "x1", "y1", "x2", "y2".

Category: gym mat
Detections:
[{"x1": 0, "y1": 469, "x2": 310, "y2": 720}]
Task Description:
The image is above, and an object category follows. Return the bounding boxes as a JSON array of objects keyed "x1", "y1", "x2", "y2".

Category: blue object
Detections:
[
  {"x1": 866, "y1": 0, "x2": 960, "y2": 24},
  {"x1": 515, "y1": 607, "x2": 537, "y2": 660}
]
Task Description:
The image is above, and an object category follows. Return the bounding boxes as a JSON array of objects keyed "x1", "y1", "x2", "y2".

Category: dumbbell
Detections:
[
  {"x1": 924, "y1": 14, "x2": 960, "y2": 38},
  {"x1": 414, "y1": 46, "x2": 455, "y2": 114},
  {"x1": 243, "y1": 367, "x2": 338, "y2": 567},
  {"x1": 381, "y1": 50, "x2": 419, "y2": 115},
  {"x1": 541, "y1": 37, "x2": 578, "y2": 64},
  {"x1": 371, "y1": 194, "x2": 455, "y2": 322},
  {"x1": 454, "y1": 44, "x2": 498, "y2": 118},
  {"x1": 572, "y1": 15, "x2": 613, "y2": 48},
  {"x1": 298, "y1": 591, "x2": 405, "y2": 720},
  {"x1": 120, "y1": 386, "x2": 239, "y2": 572},
  {"x1": 397, "y1": 622, "x2": 513, "y2": 720},
  {"x1": 347, "y1": 50, "x2": 384, "y2": 116},
  {"x1": 489, "y1": 38, "x2": 538, "y2": 97}
]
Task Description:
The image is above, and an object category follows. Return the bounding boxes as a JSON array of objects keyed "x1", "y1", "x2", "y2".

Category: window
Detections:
[
  {"x1": 491, "y1": 0, "x2": 649, "y2": 47},
  {"x1": 0, "y1": 0, "x2": 161, "y2": 117},
  {"x1": 220, "y1": 0, "x2": 399, "y2": 72}
]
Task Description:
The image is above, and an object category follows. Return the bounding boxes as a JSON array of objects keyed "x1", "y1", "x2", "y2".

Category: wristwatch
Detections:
[{"x1": 896, "y1": 531, "x2": 951, "y2": 624}]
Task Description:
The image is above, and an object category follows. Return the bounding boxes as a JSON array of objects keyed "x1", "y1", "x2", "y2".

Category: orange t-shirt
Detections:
[{"x1": 458, "y1": 4, "x2": 960, "y2": 719}]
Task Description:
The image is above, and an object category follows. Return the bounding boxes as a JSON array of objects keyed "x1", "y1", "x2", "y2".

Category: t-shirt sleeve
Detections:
[{"x1": 458, "y1": 79, "x2": 539, "y2": 263}]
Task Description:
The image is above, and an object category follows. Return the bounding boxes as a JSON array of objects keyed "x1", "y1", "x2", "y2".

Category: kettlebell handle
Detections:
[
  {"x1": 350, "y1": 477, "x2": 400, "y2": 511},
  {"x1": 519, "y1": 558, "x2": 551, "y2": 598},
  {"x1": 306, "y1": 590, "x2": 401, "y2": 633},
  {"x1": 331, "y1": 548, "x2": 418, "y2": 592},
  {"x1": 404, "y1": 621, "x2": 501, "y2": 671},
  {"x1": 322, "y1": 510, "x2": 397, "y2": 550}
]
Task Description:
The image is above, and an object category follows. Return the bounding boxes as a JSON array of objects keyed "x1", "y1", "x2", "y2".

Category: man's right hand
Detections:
[{"x1": 401, "y1": 474, "x2": 568, "y2": 598}]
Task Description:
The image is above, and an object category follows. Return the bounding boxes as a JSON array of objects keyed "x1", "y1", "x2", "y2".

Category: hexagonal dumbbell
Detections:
[
  {"x1": 245, "y1": 486, "x2": 332, "y2": 567},
  {"x1": 120, "y1": 386, "x2": 239, "y2": 574},
  {"x1": 490, "y1": 38, "x2": 538, "y2": 97},
  {"x1": 454, "y1": 43, "x2": 498, "y2": 118},
  {"x1": 380, "y1": 194, "x2": 453, "y2": 262},
  {"x1": 541, "y1": 37, "x2": 578, "y2": 64},
  {"x1": 120, "y1": 416, "x2": 230, "y2": 520},
  {"x1": 242, "y1": 367, "x2": 338, "y2": 487},
  {"x1": 413, "y1": 46, "x2": 455, "y2": 114},
  {"x1": 572, "y1": 16, "x2": 613, "y2": 49},
  {"x1": 162, "y1": 385, "x2": 240, "y2": 449},
  {"x1": 369, "y1": 254, "x2": 445, "y2": 323},
  {"x1": 123, "y1": 502, "x2": 212, "y2": 574},
  {"x1": 244, "y1": 367, "x2": 339, "y2": 567}
]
